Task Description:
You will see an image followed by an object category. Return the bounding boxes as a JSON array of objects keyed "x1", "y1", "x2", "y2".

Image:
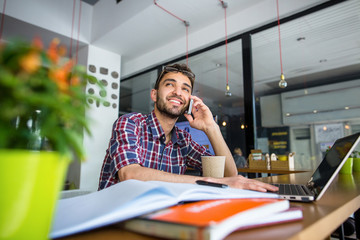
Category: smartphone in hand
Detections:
[{"x1": 186, "y1": 98, "x2": 194, "y2": 115}]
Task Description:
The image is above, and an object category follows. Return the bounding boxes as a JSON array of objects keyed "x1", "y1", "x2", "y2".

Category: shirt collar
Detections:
[
  {"x1": 147, "y1": 110, "x2": 181, "y2": 145},
  {"x1": 147, "y1": 110, "x2": 164, "y2": 140}
]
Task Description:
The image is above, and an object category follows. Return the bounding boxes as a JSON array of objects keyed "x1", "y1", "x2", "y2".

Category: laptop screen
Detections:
[{"x1": 310, "y1": 132, "x2": 360, "y2": 197}]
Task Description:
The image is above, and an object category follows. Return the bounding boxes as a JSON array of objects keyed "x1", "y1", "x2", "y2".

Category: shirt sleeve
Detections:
[
  {"x1": 184, "y1": 132, "x2": 212, "y2": 171},
  {"x1": 108, "y1": 116, "x2": 142, "y2": 172}
]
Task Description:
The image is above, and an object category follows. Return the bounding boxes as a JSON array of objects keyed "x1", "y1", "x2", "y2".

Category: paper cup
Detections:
[{"x1": 201, "y1": 156, "x2": 225, "y2": 178}]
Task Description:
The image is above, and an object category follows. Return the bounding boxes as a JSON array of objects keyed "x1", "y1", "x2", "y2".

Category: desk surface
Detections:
[
  {"x1": 59, "y1": 172, "x2": 360, "y2": 240},
  {"x1": 237, "y1": 167, "x2": 309, "y2": 175}
]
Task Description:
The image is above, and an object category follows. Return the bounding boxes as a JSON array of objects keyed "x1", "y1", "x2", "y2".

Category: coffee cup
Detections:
[{"x1": 201, "y1": 156, "x2": 226, "y2": 178}]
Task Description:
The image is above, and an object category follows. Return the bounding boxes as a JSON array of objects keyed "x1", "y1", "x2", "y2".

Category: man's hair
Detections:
[
  {"x1": 154, "y1": 63, "x2": 195, "y2": 91},
  {"x1": 234, "y1": 147, "x2": 243, "y2": 155}
]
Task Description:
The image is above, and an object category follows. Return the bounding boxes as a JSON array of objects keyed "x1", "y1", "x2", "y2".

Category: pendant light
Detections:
[
  {"x1": 276, "y1": 0, "x2": 287, "y2": 88},
  {"x1": 219, "y1": 0, "x2": 231, "y2": 97}
]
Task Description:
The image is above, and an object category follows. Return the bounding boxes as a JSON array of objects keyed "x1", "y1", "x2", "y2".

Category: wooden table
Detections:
[
  {"x1": 237, "y1": 167, "x2": 310, "y2": 178},
  {"x1": 59, "y1": 172, "x2": 360, "y2": 240},
  {"x1": 231, "y1": 172, "x2": 360, "y2": 240}
]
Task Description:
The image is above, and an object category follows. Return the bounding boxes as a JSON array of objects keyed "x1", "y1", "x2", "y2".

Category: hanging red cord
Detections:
[
  {"x1": 186, "y1": 24, "x2": 189, "y2": 65},
  {"x1": 224, "y1": 4, "x2": 229, "y2": 88},
  {"x1": 154, "y1": 0, "x2": 189, "y2": 65},
  {"x1": 75, "y1": 0, "x2": 82, "y2": 65},
  {"x1": 154, "y1": 0, "x2": 185, "y2": 23},
  {"x1": 276, "y1": 0, "x2": 283, "y2": 75},
  {"x1": 276, "y1": 0, "x2": 287, "y2": 88},
  {"x1": 0, "y1": 0, "x2": 7, "y2": 40},
  {"x1": 70, "y1": 0, "x2": 82, "y2": 64},
  {"x1": 70, "y1": 0, "x2": 76, "y2": 58},
  {"x1": 218, "y1": 0, "x2": 231, "y2": 96}
]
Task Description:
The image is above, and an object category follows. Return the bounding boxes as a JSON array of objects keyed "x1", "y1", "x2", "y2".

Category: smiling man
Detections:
[{"x1": 98, "y1": 63, "x2": 277, "y2": 193}]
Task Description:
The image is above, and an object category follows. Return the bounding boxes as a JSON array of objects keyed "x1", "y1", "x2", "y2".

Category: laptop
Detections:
[{"x1": 271, "y1": 132, "x2": 360, "y2": 202}]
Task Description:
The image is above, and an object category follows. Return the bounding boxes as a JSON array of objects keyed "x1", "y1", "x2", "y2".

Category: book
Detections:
[
  {"x1": 237, "y1": 207, "x2": 303, "y2": 230},
  {"x1": 50, "y1": 179, "x2": 280, "y2": 239},
  {"x1": 122, "y1": 199, "x2": 302, "y2": 240}
]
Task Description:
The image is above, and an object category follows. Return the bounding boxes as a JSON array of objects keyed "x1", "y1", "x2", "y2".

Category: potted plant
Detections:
[
  {"x1": 0, "y1": 38, "x2": 101, "y2": 239},
  {"x1": 351, "y1": 150, "x2": 360, "y2": 173}
]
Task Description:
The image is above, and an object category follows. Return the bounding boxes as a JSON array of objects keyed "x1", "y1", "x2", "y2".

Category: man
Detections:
[
  {"x1": 233, "y1": 147, "x2": 247, "y2": 168},
  {"x1": 98, "y1": 63, "x2": 277, "y2": 192},
  {"x1": 233, "y1": 147, "x2": 248, "y2": 177}
]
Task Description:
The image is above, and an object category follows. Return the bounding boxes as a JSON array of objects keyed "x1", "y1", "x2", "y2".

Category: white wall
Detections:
[
  {"x1": 261, "y1": 79, "x2": 360, "y2": 127},
  {"x1": 81, "y1": 45, "x2": 121, "y2": 191},
  {"x1": 121, "y1": 0, "x2": 326, "y2": 78},
  {"x1": 2, "y1": 0, "x2": 92, "y2": 42}
]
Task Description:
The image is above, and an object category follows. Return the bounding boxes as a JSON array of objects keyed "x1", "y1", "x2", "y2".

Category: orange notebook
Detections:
[{"x1": 123, "y1": 198, "x2": 302, "y2": 240}]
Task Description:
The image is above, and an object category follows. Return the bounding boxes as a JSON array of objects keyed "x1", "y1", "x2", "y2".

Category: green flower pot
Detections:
[
  {"x1": 353, "y1": 157, "x2": 360, "y2": 173},
  {"x1": 339, "y1": 157, "x2": 353, "y2": 175},
  {"x1": 0, "y1": 150, "x2": 69, "y2": 240}
]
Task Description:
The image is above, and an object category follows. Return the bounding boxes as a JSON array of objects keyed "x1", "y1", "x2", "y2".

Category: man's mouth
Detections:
[{"x1": 168, "y1": 98, "x2": 183, "y2": 105}]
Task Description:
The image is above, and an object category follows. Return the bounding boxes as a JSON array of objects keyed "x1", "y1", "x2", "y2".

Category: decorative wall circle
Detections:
[
  {"x1": 111, "y1": 82, "x2": 119, "y2": 89},
  {"x1": 88, "y1": 65, "x2": 96, "y2": 73},
  {"x1": 100, "y1": 79, "x2": 108, "y2": 86},
  {"x1": 111, "y1": 71, "x2": 119, "y2": 79},
  {"x1": 100, "y1": 67, "x2": 108, "y2": 75},
  {"x1": 88, "y1": 88, "x2": 95, "y2": 94},
  {"x1": 111, "y1": 94, "x2": 118, "y2": 99},
  {"x1": 99, "y1": 90, "x2": 107, "y2": 97},
  {"x1": 87, "y1": 76, "x2": 97, "y2": 84}
]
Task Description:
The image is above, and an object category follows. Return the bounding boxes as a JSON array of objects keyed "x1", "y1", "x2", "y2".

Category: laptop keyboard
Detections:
[{"x1": 273, "y1": 183, "x2": 310, "y2": 196}]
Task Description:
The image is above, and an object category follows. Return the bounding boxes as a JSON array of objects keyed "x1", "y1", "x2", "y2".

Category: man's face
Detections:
[{"x1": 152, "y1": 72, "x2": 192, "y2": 119}]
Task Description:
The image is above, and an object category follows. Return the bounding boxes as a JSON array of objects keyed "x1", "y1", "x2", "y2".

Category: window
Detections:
[{"x1": 252, "y1": 0, "x2": 360, "y2": 170}]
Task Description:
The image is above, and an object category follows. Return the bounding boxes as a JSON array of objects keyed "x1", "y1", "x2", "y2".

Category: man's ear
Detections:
[{"x1": 150, "y1": 89, "x2": 157, "y2": 102}]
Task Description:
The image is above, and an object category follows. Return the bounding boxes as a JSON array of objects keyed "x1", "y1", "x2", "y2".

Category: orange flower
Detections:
[
  {"x1": 63, "y1": 60, "x2": 74, "y2": 73},
  {"x1": 49, "y1": 60, "x2": 74, "y2": 92},
  {"x1": 32, "y1": 37, "x2": 43, "y2": 50},
  {"x1": 49, "y1": 67, "x2": 68, "y2": 92},
  {"x1": 47, "y1": 38, "x2": 60, "y2": 64},
  {"x1": 58, "y1": 45, "x2": 67, "y2": 58},
  {"x1": 70, "y1": 76, "x2": 80, "y2": 86},
  {"x1": 19, "y1": 51, "x2": 41, "y2": 74}
]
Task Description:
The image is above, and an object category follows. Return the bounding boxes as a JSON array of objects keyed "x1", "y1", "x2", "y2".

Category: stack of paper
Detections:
[{"x1": 50, "y1": 179, "x2": 295, "y2": 239}]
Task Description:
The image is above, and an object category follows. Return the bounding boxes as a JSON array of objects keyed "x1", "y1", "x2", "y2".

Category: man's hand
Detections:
[
  {"x1": 184, "y1": 95, "x2": 238, "y2": 177},
  {"x1": 184, "y1": 96, "x2": 216, "y2": 132},
  {"x1": 119, "y1": 165, "x2": 278, "y2": 193},
  {"x1": 205, "y1": 175, "x2": 279, "y2": 193}
]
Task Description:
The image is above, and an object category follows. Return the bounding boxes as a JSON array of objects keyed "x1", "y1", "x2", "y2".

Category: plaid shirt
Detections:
[{"x1": 98, "y1": 111, "x2": 211, "y2": 190}]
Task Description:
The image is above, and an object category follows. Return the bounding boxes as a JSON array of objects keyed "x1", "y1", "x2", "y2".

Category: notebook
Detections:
[{"x1": 271, "y1": 132, "x2": 360, "y2": 202}]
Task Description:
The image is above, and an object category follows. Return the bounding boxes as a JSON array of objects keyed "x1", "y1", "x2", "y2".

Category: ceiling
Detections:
[
  {"x1": 120, "y1": 0, "x2": 360, "y2": 114},
  {"x1": 3, "y1": 0, "x2": 360, "y2": 115},
  {"x1": 166, "y1": 0, "x2": 360, "y2": 113},
  {"x1": 89, "y1": 0, "x2": 274, "y2": 65},
  {"x1": 81, "y1": 0, "x2": 99, "y2": 6}
]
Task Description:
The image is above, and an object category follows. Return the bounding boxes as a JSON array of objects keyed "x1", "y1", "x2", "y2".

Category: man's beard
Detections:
[{"x1": 156, "y1": 94, "x2": 187, "y2": 119}]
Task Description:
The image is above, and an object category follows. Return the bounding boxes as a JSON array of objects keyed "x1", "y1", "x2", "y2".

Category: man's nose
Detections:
[{"x1": 172, "y1": 86, "x2": 182, "y2": 96}]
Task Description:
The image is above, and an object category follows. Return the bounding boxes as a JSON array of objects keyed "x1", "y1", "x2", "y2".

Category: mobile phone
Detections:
[
  {"x1": 186, "y1": 99, "x2": 194, "y2": 115},
  {"x1": 196, "y1": 180, "x2": 228, "y2": 188}
]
